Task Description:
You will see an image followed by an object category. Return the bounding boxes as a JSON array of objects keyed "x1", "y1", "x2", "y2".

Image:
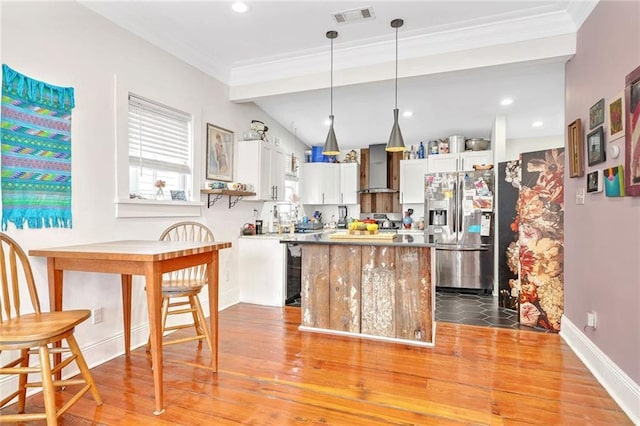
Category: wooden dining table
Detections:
[{"x1": 29, "y1": 239, "x2": 231, "y2": 415}]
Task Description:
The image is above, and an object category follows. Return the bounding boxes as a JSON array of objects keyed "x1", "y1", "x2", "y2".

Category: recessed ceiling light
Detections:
[
  {"x1": 232, "y1": 1, "x2": 248, "y2": 13},
  {"x1": 532, "y1": 121, "x2": 543, "y2": 127},
  {"x1": 402, "y1": 111, "x2": 413, "y2": 117},
  {"x1": 500, "y1": 98, "x2": 513, "y2": 106},
  {"x1": 324, "y1": 119, "x2": 332, "y2": 126}
]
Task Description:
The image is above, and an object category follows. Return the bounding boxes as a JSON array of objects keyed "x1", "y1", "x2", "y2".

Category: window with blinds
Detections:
[{"x1": 128, "y1": 94, "x2": 192, "y2": 200}]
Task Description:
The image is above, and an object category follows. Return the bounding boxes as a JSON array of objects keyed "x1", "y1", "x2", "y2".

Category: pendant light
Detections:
[
  {"x1": 323, "y1": 30, "x2": 340, "y2": 156},
  {"x1": 386, "y1": 18, "x2": 406, "y2": 152}
]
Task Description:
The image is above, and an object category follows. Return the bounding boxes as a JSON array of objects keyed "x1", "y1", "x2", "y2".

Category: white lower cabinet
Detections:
[{"x1": 238, "y1": 237, "x2": 285, "y2": 306}]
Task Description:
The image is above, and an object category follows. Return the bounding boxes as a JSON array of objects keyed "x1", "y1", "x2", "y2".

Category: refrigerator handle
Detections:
[
  {"x1": 450, "y1": 175, "x2": 458, "y2": 235},
  {"x1": 458, "y1": 176, "x2": 464, "y2": 234}
]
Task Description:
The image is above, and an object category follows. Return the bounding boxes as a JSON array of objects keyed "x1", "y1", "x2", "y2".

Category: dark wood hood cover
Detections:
[{"x1": 359, "y1": 148, "x2": 401, "y2": 213}]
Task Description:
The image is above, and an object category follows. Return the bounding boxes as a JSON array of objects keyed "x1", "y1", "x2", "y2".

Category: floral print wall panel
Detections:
[
  {"x1": 517, "y1": 148, "x2": 565, "y2": 331},
  {"x1": 498, "y1": 160, "x2": 521, "y2": 311}
]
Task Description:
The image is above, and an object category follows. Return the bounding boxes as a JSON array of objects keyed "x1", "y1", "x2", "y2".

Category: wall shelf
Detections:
[{"x1": 201, "y1": 189, "x2": 256, "y2": 208}]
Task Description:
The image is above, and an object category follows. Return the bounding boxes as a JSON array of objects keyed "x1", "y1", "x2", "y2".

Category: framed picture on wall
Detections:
[
  {"x1": 589, "y1": 98, "x2": 605, "y2": 129},
  {"x1": 587, "y1": 126, "x2": 605, "y2": 166},
  {"x1": 607, "y1": 92, "x2": 625, "y2": 141},
  {"x1": 586, "y1": 170, "x2": 602, "y2": 193},
  {"x1": 567, "y1": 119, "x2": 584, "y2": 177},
  {"x1": 624, "y1": 64, "x2": 640, "y2": 196},
  {"x1": 206, "y1": 123, "x2": 234, "y2": 182}
]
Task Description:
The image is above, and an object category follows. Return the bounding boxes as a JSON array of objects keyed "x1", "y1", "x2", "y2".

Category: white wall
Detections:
[
  {"x1": 504, "y1": 135, "x2": 564, "y2": 161},
  {"x1": 563, "y1": 1, "x2": 640, "y2": 416},
  {"x1": 0, "y1": 0, "x2": 308, "y2": 389}
]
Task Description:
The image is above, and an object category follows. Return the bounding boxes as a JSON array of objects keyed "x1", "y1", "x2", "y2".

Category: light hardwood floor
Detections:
[{"x1": 1, "y1": 303, "x2": 632, "y2": 425}]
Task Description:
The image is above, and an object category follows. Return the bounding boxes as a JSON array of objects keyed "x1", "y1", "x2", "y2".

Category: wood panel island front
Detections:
[{"x1": 280, "y1": 232, "x2": 435, "y2": 347}]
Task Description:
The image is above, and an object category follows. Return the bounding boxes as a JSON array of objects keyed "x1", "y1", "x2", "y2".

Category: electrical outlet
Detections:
[
  {"x1": 587, "y1": 311, "x2": 597, "y2": 329},
  {"x1": 92, "y1": 307, "x2": 103, "y2": 325}
]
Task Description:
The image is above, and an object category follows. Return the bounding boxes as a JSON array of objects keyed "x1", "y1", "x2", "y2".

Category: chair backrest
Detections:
[
  {"x1": 0, "y1": 233, "x2": 41, "y2": 323},
  {"x1": 159, "y1": 221, "x2": 215, "y2": 283}
]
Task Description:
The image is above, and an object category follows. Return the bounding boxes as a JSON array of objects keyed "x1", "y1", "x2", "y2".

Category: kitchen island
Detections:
[{"x1": 280, "y1": 232, "x2": 435, "y2": 346}]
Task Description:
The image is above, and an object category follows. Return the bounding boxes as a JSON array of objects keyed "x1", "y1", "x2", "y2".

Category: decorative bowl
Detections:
[{"x1": 465, "y1": 138, "x2": 490, "y2": 151}]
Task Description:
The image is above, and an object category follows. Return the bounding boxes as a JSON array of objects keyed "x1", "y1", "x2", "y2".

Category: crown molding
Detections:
[
  {"x1": 565, "y1": 0, "x2": 600, "y2": 31},
  {"x1": 229, "y1": 34, "x2": 575, "y2": 102},
  {"x1": 229, "y1": 9, "x2": 576, "y2": 89}
]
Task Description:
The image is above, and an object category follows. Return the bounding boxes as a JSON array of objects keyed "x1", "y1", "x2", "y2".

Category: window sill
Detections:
[{"x1": 115, "y1": 198, "x2": 203, "y2": 218}]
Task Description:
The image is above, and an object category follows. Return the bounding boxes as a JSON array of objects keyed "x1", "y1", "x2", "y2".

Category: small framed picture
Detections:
[
  {"x1": 170, "y1": 190, "x2": 187, "y2": 201},
  {"x1": 607, "y1": 92, "x2": 625, "y2": 141},
  {"x1": 604, "y1": 165, "x2": 625, "y2": 197},
  {"x1": 589, "y1": 98, "x2": 605, "y2": 129},
  {"x1": 586, "y1": 170, "x2": 602, "y2": 193},
  {"x1": 206, "y1": 123, "x2": 234, "y2": 182},
  {"x1": 587, "y1": 126, "x2": 605, "y2": 166},
  {"x1": 567, "y1": 119, "x2": 584, "y2": 178}
]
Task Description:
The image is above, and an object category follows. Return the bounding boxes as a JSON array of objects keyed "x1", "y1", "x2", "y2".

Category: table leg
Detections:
[
  {"x1": 47, "y1": 258, "x2": 64, "y2": 381},
  {"x1": 121, "y1": 274, "x2": 132, "y2": 356},
  {"x1": 144, "y1": 262, "x2": 164, "y2": 415},
  {"x1": 206, "y1": 252, "x2": 219, "y2": 372}
]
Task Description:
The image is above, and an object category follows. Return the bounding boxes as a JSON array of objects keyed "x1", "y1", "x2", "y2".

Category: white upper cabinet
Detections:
[
  {"x1": 300, "y1": 162, "x2": 358, "y2": 205},
  {"x1": 460, "y1": 150, "x2": 493, "y2": 171},
  {"x1": 399, "y1": 159, "x2": 429, "y2": 204},
  {"x1": 339, "y1": 163, "x2": 359, "y2": 204},
  {"x1": 427, "y1": 151, "x2": 493, "y2": 173},
  {"x1": 237, "y1": 140, "x2": 286, "y2": 201},
  {"x1": 427, "y1": 153, "x2": 458, "y2": 173},
  {"x1": 300, "y1": 163, "x2": 338, "y2": 204}
]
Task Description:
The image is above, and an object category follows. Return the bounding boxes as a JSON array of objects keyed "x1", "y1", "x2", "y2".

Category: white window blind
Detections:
[
  {"x1": 128, "y1": 94, "x2": 192, "y2": 174},
  {"x1": 127, "y1": 94, "x2": 193, "y2": 199}
]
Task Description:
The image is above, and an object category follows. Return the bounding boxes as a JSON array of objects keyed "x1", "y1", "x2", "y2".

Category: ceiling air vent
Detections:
[{"x1": 331, "y1": 6, "x2": 375, "y2": 25}]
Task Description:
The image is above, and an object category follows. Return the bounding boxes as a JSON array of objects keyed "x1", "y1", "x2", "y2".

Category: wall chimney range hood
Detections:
[{"x1": 360, "y1": 143, "x2": 398, "y2": 194}]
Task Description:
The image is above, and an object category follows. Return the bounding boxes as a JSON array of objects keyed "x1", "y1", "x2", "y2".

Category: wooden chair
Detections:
[
  {"x1": 147, "y1": 221, "x2": 214, "y2": 352},
  {"x1": 0, "y1": 233, "x2": 102, "y2": 424}
]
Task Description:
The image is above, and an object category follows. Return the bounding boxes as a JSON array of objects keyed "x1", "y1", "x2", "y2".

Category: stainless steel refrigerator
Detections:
[{"x1": 424, "y1": 169, "x2": 495, "y2": 292}]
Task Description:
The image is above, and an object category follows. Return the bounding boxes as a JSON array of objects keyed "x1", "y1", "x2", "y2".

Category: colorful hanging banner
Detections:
[{"x1": 1, "y1": 64, "x2": 75, "y2": 230}]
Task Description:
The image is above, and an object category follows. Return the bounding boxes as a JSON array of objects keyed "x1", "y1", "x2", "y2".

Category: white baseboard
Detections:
[
  {"x1": 560, "y1": 314, "x2": 640, "y2": 424},
  {"x1": 0, "y1": 323, "x2": 150, "y2": 404},
  {"x1": 0, "y1": 295, "x2": 242, "y2": 406}
]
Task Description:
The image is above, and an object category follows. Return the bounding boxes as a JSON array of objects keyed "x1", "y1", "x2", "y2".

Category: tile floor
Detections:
[
  {"x1": 435, "y1": 290, "x2": 546, "y2": 332},
  {"x1": 288, "y1": 288, "x2": 546, "y2": 332}
]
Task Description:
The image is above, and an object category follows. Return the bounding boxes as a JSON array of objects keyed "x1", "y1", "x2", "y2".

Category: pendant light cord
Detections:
[
  {"x1": 330, "y1": 36, "x2": 334, "y2": 118},
  {"x1": 395, "y1": 25, "x2": 398, "y2": 109}
]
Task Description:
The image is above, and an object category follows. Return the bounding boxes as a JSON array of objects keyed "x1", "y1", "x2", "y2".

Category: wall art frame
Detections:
[
  {"x1": 206, "y1": 123, "x2": 234, "y2": 182},
  {"x1": 604, "y1": 165, "x2": 625, "y2": 197},
  {"x1": 589, "y1": 98, "x2": 605, "y2": 130},
  {"x1": 607, "y1": 92, "x2": 625, "y2": 141},
  {"x1": 586, "y1": 170, "x2": 602, "y2": 193},
  {"x1": 587, "y1": 126, "x2": 605, "y2": 166},
  {"x1": 624, "y1": 64, "x2": 640, "y2": 196},
  {"x1": 567, "y1": 118, "x2": 584, "y2": 178}
]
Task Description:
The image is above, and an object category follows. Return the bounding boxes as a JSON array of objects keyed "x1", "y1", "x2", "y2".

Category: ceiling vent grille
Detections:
[{"x1": 331, "y1": 6, "x2": 375, "y2": 24}]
